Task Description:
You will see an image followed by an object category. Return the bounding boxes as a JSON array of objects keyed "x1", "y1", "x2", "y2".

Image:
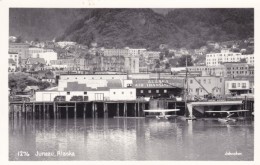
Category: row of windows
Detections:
[
  {"x1": 66, "y1": 77, "x2": 116, "y2": 80},
  {"x1": 189, "y1": 88, "x2": 221, "y2": 93},
  {"x1": 113, "y1": 91, "x2": 133, "y2": 95},
  {"x1": 190, "y1": 78, "x2": 218, "y2": 84},
  {"x1": 231, "y1": 83, "x2": 247, "y2": 88},
  {"x1": 67, "y1": 91, "x2": 133, "y2": 95},
  {"x1": 140, "y1": 89, "x2": 167, "y2": 94}
]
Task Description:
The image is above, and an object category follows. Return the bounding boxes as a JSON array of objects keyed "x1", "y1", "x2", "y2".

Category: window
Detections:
[
  {"x1": 67, "y1": 92, "x2": 70, "y2": 95},
  {"x1": 242, "y1": 83, "x2": 246, "y2": 88},
  {"x1": 140, "y1": 90, "x2": 144, "y2": 94},
  {"x1": 130, "y1": 92, "x2": 132, "y2": 94},
  {"x1": 220, "y1": 78, "x2": 222, "y2": 83},
  {"x1": 190, "y1": 80, "x2": 193, "y2": 84},
  {"x1": 84, "y1": 92, "x2": 87, "y2": 95},
  {"x1": 156, "y1": 90, "x2": 159, "y2": 93},
  {"x1": 122, "y1": 92, "x2": 124, "y2": 94},
  {"x1": 164, "y1": 89, "x2": 167, "y2": 93},
  {"x1": 148, "y1": 90, "x2": 151, "y2": 93},
  {"x1": 92, "y1": 77, "x2": 94, "y2": 79},
  {"x1": 113, "y1": 92, "x2": 116, "y2": 94},
  {"x1": 208, "y1": 79, "x2": 211, "y2": 84},
  {"x1": 232, "y1": 83, "x2": 236, "y2": 88},
  {"x1": 204, "y1": 79, "x2": 206, "y2": 84},
  {"x1": 238, "y1": 83, "x2": 240, "y2": 87},
  {"x1": 100, "y1": 77, "x2": 102, "y2": 79}
]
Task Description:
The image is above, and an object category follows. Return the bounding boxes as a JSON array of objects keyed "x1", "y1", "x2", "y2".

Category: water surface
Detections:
[{"x1": 9, "y1": 118, "x2": 254, "y2": 160}]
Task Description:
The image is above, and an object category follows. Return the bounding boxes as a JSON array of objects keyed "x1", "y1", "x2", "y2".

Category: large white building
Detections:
[
  {"x1": 127, "y1": 48, "x2": 146, "y2": 56},
  {"x1": 29, "y1": 47, "x2": 55, "y2": 56},
  {"x1": 206, "y1": 51, "x2": 254, "y2": 66}
]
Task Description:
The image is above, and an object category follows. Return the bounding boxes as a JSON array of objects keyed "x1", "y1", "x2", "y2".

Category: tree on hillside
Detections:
[{"x1": 177, "y1": 55, "x2": 193, "y2": 67}]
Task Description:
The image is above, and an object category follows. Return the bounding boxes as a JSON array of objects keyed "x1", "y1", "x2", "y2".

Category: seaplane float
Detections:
[
  {"x1": 205, "y1": 109, "x2": 249, "y2": 123},
  {"x1": 143, "y1": 109, "x2": 180, "y2": 119}
]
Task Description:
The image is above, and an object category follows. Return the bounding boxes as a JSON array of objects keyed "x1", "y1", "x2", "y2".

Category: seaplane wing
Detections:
[
  {"x1": 205, "y1": 110, "x2": 249, "y2": 113},
  {"x1": 143, "y1": 109, "x2": 180, "y2": 112}
]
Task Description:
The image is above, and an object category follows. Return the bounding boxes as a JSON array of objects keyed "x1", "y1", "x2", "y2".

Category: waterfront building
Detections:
[
  {"x1": 187, "y1": 76, "x2": 225, "y2": 99},
  {"x1": 132, "y1": 79, "x2": 184, "y2": 98},
  {"x1": 206, "y1": 50, "x2": 254, "y2": 66},
  {"x1": 224, "y1": 80, "x2": 251, "y2": 95},
  {"x1": 9, "y1": 43, "x2": 30, "y2": 60},
  {"x1": 57, "y1": 74, "x2": 127, "y2": 91}
]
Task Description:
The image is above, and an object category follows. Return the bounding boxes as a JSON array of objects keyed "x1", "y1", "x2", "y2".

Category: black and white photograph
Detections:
[{"x1": 3, "y1": 0, "x2": 257, "y2": 162}]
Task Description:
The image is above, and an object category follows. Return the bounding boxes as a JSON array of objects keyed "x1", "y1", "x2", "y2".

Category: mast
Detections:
[{"x1": 185, "y1": 55, "x2": 188, "y2": 117}]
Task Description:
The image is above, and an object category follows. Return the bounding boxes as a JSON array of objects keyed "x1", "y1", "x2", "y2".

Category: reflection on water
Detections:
[{"x1": 9, "y1": 117, "x2": 254, "y2": 161}]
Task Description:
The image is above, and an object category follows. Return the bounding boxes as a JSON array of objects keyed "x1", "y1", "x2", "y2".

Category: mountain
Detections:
[
  {"x1": 10, "y1": 8, "x2": 254, "y2": 49},
  {"x1": 60, "y1": 8, "x2": 253, "y2": 49},
  {"x1": 9, "y1": 8, "x2": 88, "y2": 41}
]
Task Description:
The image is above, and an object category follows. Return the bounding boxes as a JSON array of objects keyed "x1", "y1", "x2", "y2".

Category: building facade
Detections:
[
  {"x1": 224, "y1": 80, "x2": 251, "y2": 95},
  {"x1": 187, "y1": 76, "x2": 225, "y2": 99},
  {"x1": 9, "y1": 43, "x2": 30, "y2": 60},
  {"x1": 223, "y1": 62, "x2": 253, "y2": 78},
  {"x1": 206, "y1": 51, "x2": 254, "y2": 66},
  {"x1": 9, "y1": 52, "x2": 19, "y2": 67},
  {"x1": 132, "y1": 79, "x2": 184, "y2": 98},
  {"x1": 50, "y1": 58, "x2": 86, "y2": 71}
]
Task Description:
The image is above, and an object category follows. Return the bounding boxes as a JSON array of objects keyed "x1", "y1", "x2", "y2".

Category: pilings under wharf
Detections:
[{"x1": 9, "y1": 99, "x2": 254, "y2": 120}]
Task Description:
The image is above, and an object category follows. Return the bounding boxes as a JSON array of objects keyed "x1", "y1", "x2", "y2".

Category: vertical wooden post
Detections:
[
  {"x1": 83, "y1": 103, "x2": 86, "y2": 119},
  {"x1": 25, "y1": 104, "x2": 27, "y2": 120},
  {"x1": 74, "y1": 102, "x2": 77, "y2": 120},
  {"x1": 53, "y1": 102, "x2": 56, "y2": 120},
  {"x1": 134, "y1": 103, "x2": 137, "y2": 117},
  {"x1": 32, "y1": 102, "x2": 35, "y2": 119},
  {"x1": 19, "y1": 104, "x2": 22, "y2": 119},
  {"x1": 103, "y1": 102, "x2": 106, "y2": 118},
  {"x1": 92, "y1": 102, "x2": 95, "y2": 118},
  {"x1": 124, "y1": 102, "x2": 127, "y2": 117},
  {"x1": 47, "y1": 103, "x2": 49, "y2": 119},
  {"x1": 22, "y1": 102, "x2": 25, "y2": 119},
  {"x1": 39, "y1": 104, "x2": 42, "y2": 119},
  {"x1": 65, "y1": 104, "x2": 68, "y2": 119},
  {"x1": 142, "y1": 103, "x2": 145, "y2": 117},
  {"x1": 137, "y1": 101, "x2": 140, "y2": 117},
  {"x1": 117, "y1": 103, "x2": 119, "y2": 117},
  {"x1": 95, "y1": 103, "x2": 98, "y2": 118},
  {"x1": 43, "y1": 102, "x2": 46, "y2": 120}
]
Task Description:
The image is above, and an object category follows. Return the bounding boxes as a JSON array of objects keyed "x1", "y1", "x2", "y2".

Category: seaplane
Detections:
[
  {"x1": 205, "y1": 110, "x2": 249, "y2": 123},
  {"x1": 143, "y1": 109, "x2": 180, "y2": 119}
]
